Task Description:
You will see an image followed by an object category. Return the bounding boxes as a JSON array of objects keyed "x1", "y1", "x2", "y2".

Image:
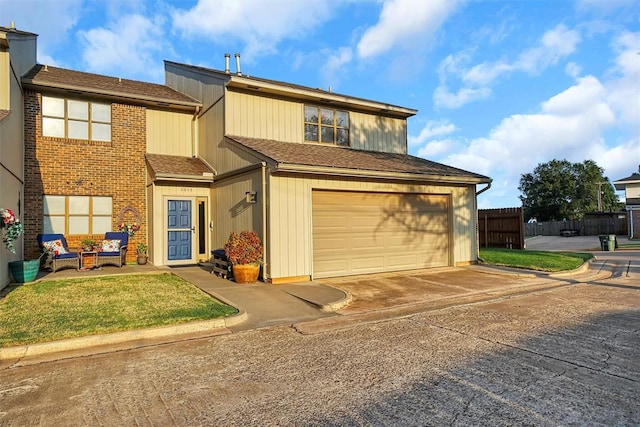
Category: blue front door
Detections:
[{"x1": 167, "y1": 200, "x2": 192, "y2": 261}]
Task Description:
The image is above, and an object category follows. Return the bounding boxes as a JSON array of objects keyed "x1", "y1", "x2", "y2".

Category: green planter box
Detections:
[{"x1": 9, "y1": 259, "x2": 40, "y2": 283}]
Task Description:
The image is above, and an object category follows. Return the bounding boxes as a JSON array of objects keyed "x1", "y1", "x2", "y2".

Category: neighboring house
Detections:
[
  {"x1": 4, "y1": 25, "x2": 491, "y2": 287},
  {"x1": 614, "y1": 166, "x2": 640, "y2": 239},
  {"x1": 0, "y1": 25, "x2": 37, "y2": 288}
]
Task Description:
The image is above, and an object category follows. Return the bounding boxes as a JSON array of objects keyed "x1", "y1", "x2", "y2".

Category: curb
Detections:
[{"x1": 0, "y1": 311, "x2": 247, "y2": 362}]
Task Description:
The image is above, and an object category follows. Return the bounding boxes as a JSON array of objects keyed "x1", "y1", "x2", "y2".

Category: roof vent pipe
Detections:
[
  {"x1": 234, "y1": 53, "x2": 242, "y2": 76},
  {"x1": 224, "y1": 53, "x2": 230, "y2": 74},
  {"x1": 10, "y1": 21, "x2": 15, "y2": 29}
]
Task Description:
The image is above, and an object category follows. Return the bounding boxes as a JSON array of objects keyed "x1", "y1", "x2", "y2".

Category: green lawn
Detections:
[
  {"x1": 0, "y1": 273, "x2": 237, "y2": 347},
  {"x1": 479, "y1": 248, "x2": 593, "y2": 272}
]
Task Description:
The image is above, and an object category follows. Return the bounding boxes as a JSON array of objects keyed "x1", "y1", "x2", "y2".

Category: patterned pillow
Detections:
[
  {"x1": 42, "y1": 239, "x2": 68, "y2": 255},
  {"x1": 101, "y1": 239, "x2": 121, "y2": 252}
]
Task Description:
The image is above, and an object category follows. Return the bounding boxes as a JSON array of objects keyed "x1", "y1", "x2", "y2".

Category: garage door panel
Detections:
[{"x1": 313, "y1": 190, "x2": 450, "y2": 278}]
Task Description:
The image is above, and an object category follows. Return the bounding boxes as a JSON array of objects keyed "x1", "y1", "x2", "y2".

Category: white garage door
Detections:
[{"x1": 312, "y1": 190, "x2": 450, "y2": 278}]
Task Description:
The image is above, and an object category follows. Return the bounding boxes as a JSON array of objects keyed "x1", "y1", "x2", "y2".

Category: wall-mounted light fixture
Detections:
[{"x1": 245, "y1": 191, "x2": 257, "y2": 204}]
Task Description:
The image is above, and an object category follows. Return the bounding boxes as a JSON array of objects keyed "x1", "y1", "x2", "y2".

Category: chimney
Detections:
[
  {"x1": 224, "y1": 53, "x2": 230, "y2": 74},
  {"x1": 234, "y1": 53, "x2": 242, "y2": 76}
]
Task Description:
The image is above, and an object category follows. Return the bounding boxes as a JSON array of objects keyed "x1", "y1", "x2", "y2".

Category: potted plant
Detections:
[
  {"x1": 136, "y1": 242, "x2": 148, "y2": 265},
  {"x1": 224, "y1": 230, "x2": 263, "y2": 284},
  {"x1": 80, "y1": 238, "x2": 98, "y2": 252}
]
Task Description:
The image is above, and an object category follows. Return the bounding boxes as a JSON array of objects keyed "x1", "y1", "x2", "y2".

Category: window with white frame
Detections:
[
  {"x1": 304, "y1": 105, "x2": 349, "y2": 146},
  {"x1": 42, "y1": 96, "x2": 112, "y2": 142},
  {"x1": 43, "y1": 195, "x2": 113, "y2": 235}
]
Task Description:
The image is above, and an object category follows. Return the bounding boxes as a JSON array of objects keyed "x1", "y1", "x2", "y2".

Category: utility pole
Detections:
[{"x1": 597, "y1": 182, "x2": 606, "y2": 212}]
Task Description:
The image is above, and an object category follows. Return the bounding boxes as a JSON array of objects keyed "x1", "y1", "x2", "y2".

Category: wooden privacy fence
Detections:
[
  {"x1": 479, "y1": 208, "x2": 525, "y2": 250},
  {"x1": 525, "y1": 214, "x2": 628, "y2": 237}
]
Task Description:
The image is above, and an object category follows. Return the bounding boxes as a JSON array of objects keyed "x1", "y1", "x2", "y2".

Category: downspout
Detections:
[
  {"x1": 261, "y1": 163, "x2": 268, "y2": 281},
  {"x1": 191, "y1": 105, "x2": 200, "y2": 157}
]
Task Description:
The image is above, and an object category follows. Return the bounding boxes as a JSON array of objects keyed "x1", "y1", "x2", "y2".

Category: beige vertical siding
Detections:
[
  {"x1": 146, "y1": 109, "x2": 193, "y2": 156},
  {"x1": 0, "y1": 47, "x2": 8, "y2": 110},
  {"x1": 349, "y1": 111, "x2": 407, "y2": 154},
  {"x1": 268, "y1": 173, "x2": 476, "y2": 279},
  {"x1": 226, "y1": 91, "x2": 303, "y2": 143}
]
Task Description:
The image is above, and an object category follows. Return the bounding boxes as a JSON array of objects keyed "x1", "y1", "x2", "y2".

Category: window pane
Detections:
[
  {"x1": 321, "y1": 126, "x2": 334, "y2": 143},
  {"x1": 305, "y1": 124, "x2": 318, "y2": 141},
  {"x1": 93, "y1": 216, "x2": 112, "y2": 234},
  {"x1": 336, "y1": 111, "x2": 349, "y2": 127},
  {"x1": 337, "y1": 128, "x2": 349, "y2": 146},
  {"x1": 93, "y1": 197, "x2": 113, "y2": 215},
  {"x1": 304, "y1": 106, "x2": 318, "y2": 123},
  {"x1": 42, "y1": 97, "x2": 64, "y2": 117},
  {"x1": 92, "y1": 103, "x2": 111, "y2": 122},
  {"x1": 69, "y1": 216, "x2": 89, "y2": 234},
  {"x1": 68, "y1": 100, "x2": 89, "y2": 120},
  {"x1": 43, "y1": 195, "x2": 66, "y2": 215},
  {"x1": 43, "y1": 117, "x2": 65, "y2": 137},
  {"x1": 69, "y1": 196, "x2": 90, "y2": 214},
  {"x1": 92, "y1": 123, "x2": 111, "y2": 141},
  {"x1": 320, "y1": 109, "x2": 333, "y2": 125},
  {"x1": 43, "y1": 216, "x2": 65, "y2": 234},
  {"x1": 68, "y1": 120, "x2": 89, "y2": 139}
]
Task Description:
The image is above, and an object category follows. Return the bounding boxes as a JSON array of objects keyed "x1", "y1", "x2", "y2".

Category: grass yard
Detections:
[
  {"x1": 479, "y1": 248, "x2": 593, "y2": 272},
  {"x1": 0, "y1": 273, "x2": 237, "y2": 347}
]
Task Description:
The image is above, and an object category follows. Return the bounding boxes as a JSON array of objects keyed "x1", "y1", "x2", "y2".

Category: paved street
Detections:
[{"x1": 1, "y1": 260, "x2": 638, "y2": 426}]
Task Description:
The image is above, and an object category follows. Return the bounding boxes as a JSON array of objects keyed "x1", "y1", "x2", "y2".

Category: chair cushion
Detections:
[
  {"x1": 101, "y1": 239, "x2": 121, "y2": 252},
  {"x1": 42, "y1": 239, "x2": 68, "y2": 256}
]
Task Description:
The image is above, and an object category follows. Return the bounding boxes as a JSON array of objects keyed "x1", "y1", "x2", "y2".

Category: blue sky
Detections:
[{"x1": 2, "y1": 0, "x2": 638, "y2": 208}]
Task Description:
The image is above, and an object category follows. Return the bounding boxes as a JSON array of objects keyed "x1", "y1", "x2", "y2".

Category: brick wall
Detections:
[{"x1": 24, "y1": 91, "x2": 147, "y2": 262}]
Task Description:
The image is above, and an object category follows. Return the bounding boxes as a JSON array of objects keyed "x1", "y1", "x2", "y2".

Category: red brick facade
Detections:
[{"x1": 23, "y1": 91, "x2": 147, "y2": 262}]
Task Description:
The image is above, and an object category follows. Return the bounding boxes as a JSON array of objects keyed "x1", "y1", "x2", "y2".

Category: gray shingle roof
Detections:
[
  {"x1": 226, "y1": 136, "x2": 491, "y2": 183},
  {"x1": 23, "y1": 64, "x2": 199, "y2": 106}
]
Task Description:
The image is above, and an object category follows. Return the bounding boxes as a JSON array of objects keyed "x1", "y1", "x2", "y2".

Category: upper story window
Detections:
[
  {"x1": 304, "y1": 105, "x2": 349, "y2": 146},
  {"x1": 42, "y1": 96, "x2": 112, "y2": 142}
]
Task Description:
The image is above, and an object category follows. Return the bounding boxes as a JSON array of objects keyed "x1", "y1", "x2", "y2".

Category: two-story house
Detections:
[
  {"x1": 164, "y1": 59, "x2": 491, "y2": 282},
  {"x1": 614, "y1": 166, "x2": 640, "y2": 239},
  {"x1": 4, "y1": 25, "x2": 491, "y2": 287}
]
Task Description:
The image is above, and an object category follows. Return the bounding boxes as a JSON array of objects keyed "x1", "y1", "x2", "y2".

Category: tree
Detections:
[{"x1": 518, "y1": 159, "x2": 618, "y2": 221}]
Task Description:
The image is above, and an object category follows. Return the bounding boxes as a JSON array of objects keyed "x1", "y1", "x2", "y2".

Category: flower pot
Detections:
[
  {"x1": 232, "y1": 264, "x2": 260, "y2": 284},
  {"x1": 9, "y1": 259, "x2": 40, "y2": 283},
  {"x1": 137, "y1": 255, "x2": 148, "y2": 265}
]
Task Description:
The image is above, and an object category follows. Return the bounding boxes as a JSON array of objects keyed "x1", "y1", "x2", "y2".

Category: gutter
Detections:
[
  {"x1": 475, "y1": 181, "x2": 492, "y2": 195},
  {"x1": 213, "y1": 162, "x2": 266, "y2": 182},
  {"x1": 21, "y1": 80, "x2": 201, "y2": 110},
  {"x1": 274, "y1": 163, "x2": 491, "y2": 185},
  {"x1": 152, "y1": 173, "x2": 214, "y2": 183}
]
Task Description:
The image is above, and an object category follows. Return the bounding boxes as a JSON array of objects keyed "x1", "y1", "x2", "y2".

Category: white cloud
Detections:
[
  {"x1": 409, "y1": 120, "x2": 457, "y2": 146},
  {"x1": 433, "y1": 85, "x2": 491, "y2": 109},
  {"x1": 356, "y1": 0, "x2": 462, "y2": 59},
  {"x1": 565, "y1": 62, "x2": 582, "y2": 78},
  {"x1": 436, "y1": 74, "x2": 624, "y2": 205},
  {"x1": 78, "y1": 14, "x2": 168, "y2": 81},
  {"x1": 605, "y1": 31, "x2": 640, "y2": 126},
  {"x1": 0, "y1": 0, "x2": 83, "y2": 66},
  {"x1": 171, "y1": 0, "x2": 335, "y2": 59},
  {"x1": 416, "y1": 138, "x2": 457, "y2": 157},
  {"x1": 436, "y1": 24, "x2": 582, "y2": 109},
  {"x1": 319, "y1": 47, "x2": 353, "y2": 89}
]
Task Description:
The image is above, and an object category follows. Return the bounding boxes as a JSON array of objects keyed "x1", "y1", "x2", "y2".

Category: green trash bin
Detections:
[
  {"x1": 607, "y1": 234, "x2": 616, "y2": 252},
  {"x1": 598, "y1": 235, "x2": 609, "y2": 251}
]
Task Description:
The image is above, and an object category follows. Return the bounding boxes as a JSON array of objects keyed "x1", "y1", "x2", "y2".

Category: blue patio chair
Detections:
[
  {"x1": 97, "y1": 231, "x2": 128, "y2": 268},
  {"x1": 37, "y1": 233, "x2": 79, "y2": 273}
]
